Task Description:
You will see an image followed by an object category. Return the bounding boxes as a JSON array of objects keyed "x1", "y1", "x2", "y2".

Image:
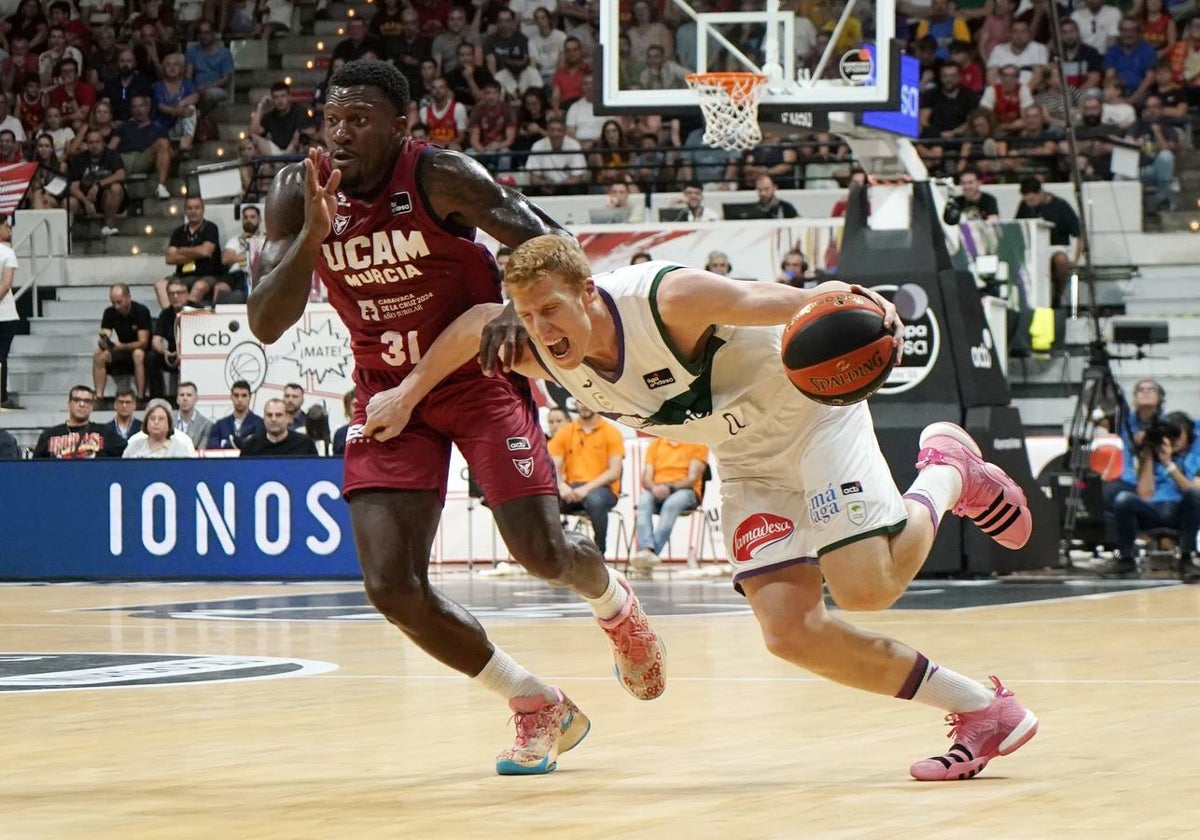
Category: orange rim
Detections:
[{"x1": 686, "y1": 72, "x2": 768, "y2": 105}]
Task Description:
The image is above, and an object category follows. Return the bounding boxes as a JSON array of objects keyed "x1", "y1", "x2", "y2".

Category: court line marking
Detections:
[{"x1": 317, "y1": 674, "x2": 1200, "y2": 686}]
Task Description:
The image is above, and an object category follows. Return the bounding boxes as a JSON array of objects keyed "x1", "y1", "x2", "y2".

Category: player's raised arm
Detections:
[{"x1": 248, "y1": 149, "x2": 342, "y2": 344}]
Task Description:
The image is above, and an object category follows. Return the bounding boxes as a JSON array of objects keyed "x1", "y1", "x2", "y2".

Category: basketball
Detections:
[{"x1": 781, "y1": 291, "x2": 897, "y2": 406}]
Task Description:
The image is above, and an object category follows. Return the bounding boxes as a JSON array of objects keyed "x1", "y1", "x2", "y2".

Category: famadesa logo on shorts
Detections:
[{"x1": 732, "y1": 513, "x2": 794, "y2": 562}]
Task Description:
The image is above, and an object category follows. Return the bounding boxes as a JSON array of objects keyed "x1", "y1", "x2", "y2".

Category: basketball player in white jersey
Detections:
[{"x1": 363, "y1": 235, "x2": 1039, "y2": 781}]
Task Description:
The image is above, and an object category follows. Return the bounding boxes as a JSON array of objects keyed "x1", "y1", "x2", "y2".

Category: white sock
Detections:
[
  {"x1": 910, "y1": 662, "x2": 995, "y2": 713},
  {"x1": 584, "y1": 566, "x2": 630, "y2": 622},
  {"x1": 473, "y1": 647, "x2": 555, "y2": 703},
  {"x1": 905, "y1": 464, "x2": 963, "y2": 525}
]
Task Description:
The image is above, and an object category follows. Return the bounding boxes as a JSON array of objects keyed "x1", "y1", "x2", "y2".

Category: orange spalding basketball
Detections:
[{"x1": 781, "y1": 291, "x2": 897, "y2": 406}]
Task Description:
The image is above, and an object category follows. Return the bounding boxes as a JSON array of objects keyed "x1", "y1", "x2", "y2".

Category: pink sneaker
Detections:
[
  {"x1": 909, "y1": 676, "x2": 1039, "y2": 781},
  {"x1": 596, "y1": 572, "x2": 666, "y2": 700},
  {"x1": 495, "y1": 688, "x2": 591, "y2": 775},
  {"x1": 916, "y1": 422, "x2": 1032, "y2": 550}
]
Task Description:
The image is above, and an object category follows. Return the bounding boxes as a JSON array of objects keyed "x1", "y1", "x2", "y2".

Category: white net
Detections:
[{"x1": 686, "y1": 72, "x2": 768, "y2": 152}]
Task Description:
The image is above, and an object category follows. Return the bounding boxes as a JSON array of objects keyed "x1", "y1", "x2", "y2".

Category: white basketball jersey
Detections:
[{"x1": 533, "y1": 261, "x2": 828, "y2": 476}]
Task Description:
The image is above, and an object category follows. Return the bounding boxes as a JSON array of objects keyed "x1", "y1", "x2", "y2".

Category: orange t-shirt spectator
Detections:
[{"x1": 548, "y1": 405, "x2": 625, "y2": 554}]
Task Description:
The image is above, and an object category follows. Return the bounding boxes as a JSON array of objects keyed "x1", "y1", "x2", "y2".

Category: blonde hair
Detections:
[{"x1": 503, "y1": 234, "x2": 591, "y2": 295}]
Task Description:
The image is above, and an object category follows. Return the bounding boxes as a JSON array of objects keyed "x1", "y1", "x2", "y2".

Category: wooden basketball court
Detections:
[{"x1": 4, "y1": 574, "x2": 1199, "y2": 839}]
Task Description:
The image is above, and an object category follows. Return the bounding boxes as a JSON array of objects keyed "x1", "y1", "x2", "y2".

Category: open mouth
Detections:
[
  {"x1": 331, "y1": 151, "x2": 356, "y2": 164},
  {"x1": 547, "y1": 338, "x2": 570, "y2": 359}
]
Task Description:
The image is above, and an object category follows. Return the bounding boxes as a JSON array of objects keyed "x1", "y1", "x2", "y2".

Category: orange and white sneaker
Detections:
[
  {"x1": 596, "y1": 572, "x2": 666, "y2": 700},
  {"x1": 495, "y1": 688, "x2": 591, "y2": 776},
  {"x1": 909, "y1": 676, "x2": 1039, "y2": 781}
]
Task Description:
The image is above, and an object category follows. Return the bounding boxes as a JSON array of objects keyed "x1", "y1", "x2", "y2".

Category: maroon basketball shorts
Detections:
[{"x1": 344, "y1": 369, "x2": 556, "y2": 507}]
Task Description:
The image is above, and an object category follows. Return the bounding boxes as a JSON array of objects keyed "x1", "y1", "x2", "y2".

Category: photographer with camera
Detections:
[
  {"x1": 942, "y1": 167, "x2": 1001, "y2": 224},
  {"x1": 1104, "y1": 379, "x2": 1166, "y2": 511},
  {"x1": 1107, "y1": 409, "x2": 1200, "y2": 578}
]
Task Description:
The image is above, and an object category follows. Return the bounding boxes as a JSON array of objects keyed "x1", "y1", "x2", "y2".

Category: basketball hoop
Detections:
[{"x1": 686, "y1": 72, "x2": 768, "y2": 152}]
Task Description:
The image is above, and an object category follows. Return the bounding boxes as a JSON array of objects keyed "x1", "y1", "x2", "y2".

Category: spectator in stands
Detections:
[
  {"x1": 76, "y1": 100, "x2": 118, "y2": 153},
  {"x1": 103, "y1": 50, "x2": 154, "y2": 124},
  {"x1": 1142, "y1": 61, "x2": 1188, "y2": 115},
  {"x1": 282, "y1": 382, "x2": 307, "y2": 431},
  {"x1": 1166, "y1": 18, "x2": 1200, "y2": 106},
  {"x1": 122, "y1": 398, "x2": 198, "y2": 458},
  {"x1": 593, "y1": 180, "x2": 645, "y2": 223},
  {"x1": 980, "y1": 64, "x2": 1033, "y2": 134},
  {"x1": 93, "y1": 282, "x2": 151, "y2": 404},
  {"x1": 1140, "y1": 0, "x2": 1176, "y2": 58},
  {"x1": 1033, "y1": 64, "x2": 1075, "y2": 125},
  {"x1": 432, "y1": 5, "x2": 482, "y2": 76},
  {"x1": 954, "y1": 108, "x2": 1007, "y2": 177},
  {"x1": 628, "y1": 0, "x2": 673, "y2": 58},
  {"x1": 544, "y1": 404, "x2": 570, "y2": 440},
  {"x1": 174, "y1": 381, "x2": 212, "y2": 450},
  {"x1": 915, "y1": 0, "x2": 971, "y2": 61},
  {"x1": 0, "y1": 428, "x2": 20, "y2": 458},
  {"x1": 588, "y1": 120, "x2": 631, "y2": 187},
  {"x1": 0, "y1": 93, "x2": 27, "y2": 146},
  {"x1": 529, "y1": 6, "x2": 567, "y2": 88},
  {"x1": 920, "y1": 62, "x2": 980, "y2": 142},
  {"x1": 86, "y1": 26, "x2": 121, "y2": 89},
  {"x1": 525, "y1": 115, "x2": 587, "y2": 194},
  {"x1": 219, "y1": 205, "x2": 263, "y2": 303},
  {"x1": 148, "y1": 278, "x2": 185, "y2": 399},
  {"x1": 185, "y1": 20, "x2": 234, "y2": 131},
  {"x1": 674, "y1": 180, "x2": 721, "y2": 221},
  {"x1": 105, "y1": 388, "x2": 142, "y2": 440},
  {"x1": 240, "y1": 397, "x2": 318, "y2": 457},
  {"x1": 132, "y1": 20, "x2": 170, "y2": 82},
  {"x1": 409, "y1": 58, "x2": 440, "y2": 115},
  {"x1": 32, "y1": 385, "x2": 125, "y2": 458},
  {"x1": 954, "y1": 167, "x2": 1001, "y2": 220},
  {"x1": 637, "y1": 43, "x2": 688, "y2": 91},
  {"x1": 111, "y1": 94, "x2": 172, "y2": 201},
  {"x1": 418, "y1": 77, "x2": 469, "y2": 150},
  {"x1": 1104, "y1": 18, "x2": 1158, "y2": 103},
  {"x1": 743, "y1": 132, "x2": 800, "y2": 189},
  {"x1": 1015, "y1": 176, "x2": 1082, "y2": 306},
  {"x1": 1050, "y1": 18, "x2": 1104, "y2": 93},
  {"x1": 392, "y1": 8, "x2": 435, "y2": 93},
  {"x1": 7, "y1": 0, "x2": 49, "y2": 55},
  {"x1": 1120, "y1": 94, "x2": 1178, "y2": 211},
  {"x1": 445, "y1": 42, "x2": 494, "y2": 109},
  {"x1": 1074, "y1": 0, "x2": 1123, "y2": 54},
  {"x1": 1008, "y1": 104, "x2": 1063, "y2": 177},
  {"x1": 333, "y1": 18, "x2": 386, "y2": 64},
  {"x1": 48, "y1": 58, "x2": 95, "y2": 133},
  {"x1": 160, "y1": 195, "x2": 222, "y2": 307},
  {"x1": 1105, "y1": 378, "x2": 1164, "y2": 507},
  {"x1": 486, "y1": 8, "x2": 542, "y2": 98},
  {"x1": 0, "y1": 213, "x2": 19, "y2": 410},
  {"x1": 67, "y1": 128, "x2": 125, "y2": 237},
  {"x1": 305, "y1": 403, "x2": 333, "y2": 455},
  {"x1": 3, "y1": 38, "x2": 41, "y2": 95},
  {"x1": 332, "y1": 387, "x2": 356, "y2": 455},
  {"x1": 250, "y1": 82, "x2": 304, "y2": 156},
  {"x1": 1073, "y1": 90, "x2": 1116, "y2": 180},
  {"x1": 677, "y1": 125, "x2": 739, "y2": 189},
  {"x1": 950, "y1": 40, "x2": 985, "y2": 95},
  {"x1": 208, "y1": 379, "x2": 265, "y2": 450},
  {"x1": 512, "y1": 88, "x2": 549, "y2": 166},
  {"x1": 705, "y1": 250, "x2": 732, "y2": 275},
  {"x1": 1109, "y1": 410, "x2": 1200, "y2": 577},
  {"x1": 368, "y1": 0, "x2": 404, "y2": 38},
  {"x1": 41, "y1": 107, "x2": 73, "y2": 160},
  {"x1": 565, "y1": 72, "x2": 607, "y2": 147},
  {"x1": 631, "y1": 437, "x2": 708, "y2": 572},
  {"x1": 752, "y1": 174, "x2": 799, "y2": 219},
  {"x1": 550, "y1": 37, "x2": 590, "y2": 112},
  {"x1": 548, "y1": 401, "x2": 624, "y2": 555},
  {"x1": 0, "y1": 131, "x2": 21, "y2": 164},
  {"x1": 1102, "y1": 79, "x2": 1138, "y2": 128},
  {"x1": 986, "y1": 20, "x2": 1048, "y2": 86},
  {"x1": 38, "y1": 25, "x2": 82, "y2": 87},
  {"x1": 152, "y1": 53, "x2": 198, "y2": 156},
  {"x1": 467, "y1": 80, "x2": 517, "y2": 174},
  {"x1": 17, "y1": 74, "x2": 47, "y2": 137}
]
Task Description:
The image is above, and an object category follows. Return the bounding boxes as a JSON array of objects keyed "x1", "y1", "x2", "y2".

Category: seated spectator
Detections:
[
  {"x1": 445, "y1": 42, "x2": 494, "y2": 108},
  {"x1": 704, "y1": 250, "x2": 732, "y2": 275},
  {"x1": 588, "y1": 119, "x2": 632, "y2": 187},
  {"x1": 467, "y1": 80, "x2": 517, "y2": 174},
  {"x1": 1033, "y1": 66, "x2": 1076, "y2": 125},
  {"x1": 637, "y1": 43, "x2": 688, "y2": 91},
  {"x1": 149, "y1": 278, "x2": 186, "y2": 398},
  {"x1": 1102, "y1": 80, "x2": 1138, "y2": 128},
  {"x1": 37, "y1": 25, "x2": 82, "y2": 88},
  {"x1": 548, "y1": 402, "x2": 624, "y2": 556},
  {"x1": 73, "y1": 99, "x2": 118, "y2": 155},
  {"x1": 1140, "y1": 0, "x2": 1176, "y2": 58},
  {"x1": 1166, "y1": 17, "x2": 1200, "y2": 106},
  {"x1": 485, "y1": 8, "x2": 542, "y2": 98},
  {"x1": 628, "y1": 0, "x2": 673, "y2": 60},
  {"x1": 111, "y1": 94, "x2": 172, "y2": 200},
  {"x1": 915, "y1": 0, "x2": 971, "y2": 61},
  {"x1": 17, "y1": 73, "x2": 47, "y2": 136},
  {"x1": 593, "y1": 180, "x2": 645, "y2": 223},
  {"x1": 185, "y1": 20, "x2": 234, "y2": 133},
  {"x1": 673, "y1": 180, "x2": 721, "y2": 221},
  {"x1": 390, "y1": 8, "x2": 434, "y2": 95},
  {"x1": 1119, "y1": 94, "x2": 1178, "y2": 210},
  {"x1": 93, "y1": 282, "x2": 151, "y2": 403},
  {"x1": 41, "y1": 106, "x2": 74, "y2": 159},
  {"x1": 331, "y1": 18, "x2": 386, "y2": 64},
  {"x1": 104, "y1": 388, "x2": 142, "y2": 441},
  {"x1": 174, "y1": 381, "x2": 212, "y2": 451},
  {"x1": 550, "y1": 36, "x2": 590, "y2": 111},
  {"x1": 525, "y1": 116, "x2": 587, "y2": 195},
  {"x1": 1073, "y1": 0, "x2": 1122, "y2": 54},
  {"x1": 742, "y1": 132, "x2": 800, "y2": 190},
  {"x1": 7, "y1": 1, "x2": 49, "y2": 57},
  {"x1": 1074, "y1": 91, "x2": 1117, "y2": 180},
  {"x1": 417, "y1": 77, "x2": 469, "y2": 150},
  {"x1": 1141, "y1": 61, "x2": 1188, "y2": 115},
  {"x1": 85, "y1": 26, "x2": 120, "y2": 88},
  {"x1": 48, "y1": 57, "x2": 94, "y2": 132},
  {"x1": 158, "y1": 195, "x2": 223, "y2": 307},
  {"x1": 332, "y1": 387, "x2": 356, "y2": 456},
  {"x1": 67, "y1": 128, "x2": 126, "y2": 236},
  {"x1": 27, "y1": 134, "x2": 66, "y2": 210},
  {"x1": 631, "y1": 437, "x2": 708, "y2": 571},
  {"x1": 33, "y1": 385, "x2": 126, "y2": 458},
  {"x1": 152, "y1": 52, "x2": 198, "y2": 155},
  {"x1": 676, "y1": 125, "x2": 739, "y2": 189},
  {"x1": 956, "y1": 108, "x2": 1008, "y2": 177},
  {"x1": 240, "y1": 398, "x2": 319, "y2": 456},
  {"x1": 751, "y1": 174, "x2": 799, "y2": 219},
  {"x1": 432, "y1": 5, "x2": 482, "y2": 76},
  {"x1": 219, "y1": 205, "x2": 264, "y2": 303},
  {"x1": 952, "y1": 166, "x2": 1001, "y2": 221},
  {"x1": 629, "y1": 131, "x2": 674, "y2": 191},
  {"x1": 132, "y1": 20, "x2": 170, "y2": 82},
  {"x1": 1008, "y1": 104, "x2": 1064, "y2": 176},
  {"x1": 103, "y1": 50, "x2": 154, "y2": 124},
  {"x1": 122, "y1": 398, "x2": 198, "y2": 458},
  {"x1": 250, "y1": 82, "x2": 305, "y2": 156},
  {"x1": 529, "y1": 6, "x2": 567, "y2": 88},
  {"x1": 282, "y1": 382, "x2": 307, "y2": 431},
  {"x1": 1015, "y1": 176, "x2": 1081, "y2": 306},
  {"x1": 3, "y1": 38, "x2": 41, "y2": 95},
  {"x1": 1108, "y1": 410, "x2": 1200, "y2": 576},
  {"x1": 564, "y1": 73, "x2": 606, "y2": 147},
  {"x1": 950, "y1": 39, "x2": 985, "y2": 95},
  {"x1": 305, "y1": 403, "x2": 333, "y2": 455},
  {"x1": 920, "y1": 62, "x2": 980, "y2": 146},
  {"x1": 0, "y1": 130, "x2": 22, "y2": 164},
  {"x1": 1104, "y1": 18, "x2": 1158, "y2": 102},
  {"x1": 980, "y1": 65, "x2": 1034, "y2": 133},
  {"x1": 511, "y1": 88, "x2": 549, "y2": 167},
  {"x1": 207, "y1": 379, "x2": 265, "y2": 450},
  {"x1": 986, "y1": 20, "x2": 1048, "y2": 86},
  {"x1": 1051, "y1": 18, "x2": 1104, "y2": 93}
]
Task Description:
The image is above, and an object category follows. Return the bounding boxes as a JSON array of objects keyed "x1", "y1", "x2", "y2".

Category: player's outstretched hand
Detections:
[
  {"x1": 362, "y1": 386, "x2": 414, "y2": 442},
  {"x1": 301, "y1": 147, "x2": 341, "y2": 244},
  {"x1": 850, "y1": 284, "x2": 904, "y2": 361},
  {"x1": 479, "y1": 301, "x2": 529, "y2": 376}
]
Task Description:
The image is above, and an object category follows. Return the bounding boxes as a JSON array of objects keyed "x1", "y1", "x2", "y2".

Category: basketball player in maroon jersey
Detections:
[{"x1": 247, "y1": 60, "x2": 665, "y2": 776}]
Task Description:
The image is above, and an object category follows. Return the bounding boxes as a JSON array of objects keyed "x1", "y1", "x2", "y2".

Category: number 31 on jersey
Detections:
[{"x1": 381, "y1": 330, "x2": 421, "y2": 367}]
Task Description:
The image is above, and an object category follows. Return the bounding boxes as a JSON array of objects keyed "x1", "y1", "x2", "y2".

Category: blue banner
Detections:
[
  {"x1": 1, "y1": 459, "x2": 361, "y2": 580},
  {"x1": 861, "y1": 52, "x2": 920, "y2": 138}
]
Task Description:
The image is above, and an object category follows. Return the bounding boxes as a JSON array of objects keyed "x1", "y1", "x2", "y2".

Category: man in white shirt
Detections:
[
  {"x1": 527, "y1": 5, "x2": 566, "y2": 86},
  {"x1": 1072, "y1": 0, "x2": 1123, "y2": 54},
  {"x1": 525, "y1": 116, "x2": 588, "y2": 194},
  {"x1": 565, "y1": 72, "x2": 607, "y2": 147},
  {"x1": 37, "y1": 26, "x2": 83, "y2": 86},
  {"x1": 0, "y1": 213, "x2": 20, "y2": 409},
  {"x1": 986, "y1": 20, "x2": 1049, "y2": 86},
  {"x1": 218, "y1": 204, "x2": 264, "y2": 303}
]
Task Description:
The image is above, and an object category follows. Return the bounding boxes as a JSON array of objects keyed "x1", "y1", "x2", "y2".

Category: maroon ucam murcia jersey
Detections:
[{"x1": 315, "y1": 140, "x2": 503, "y2": 382}]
